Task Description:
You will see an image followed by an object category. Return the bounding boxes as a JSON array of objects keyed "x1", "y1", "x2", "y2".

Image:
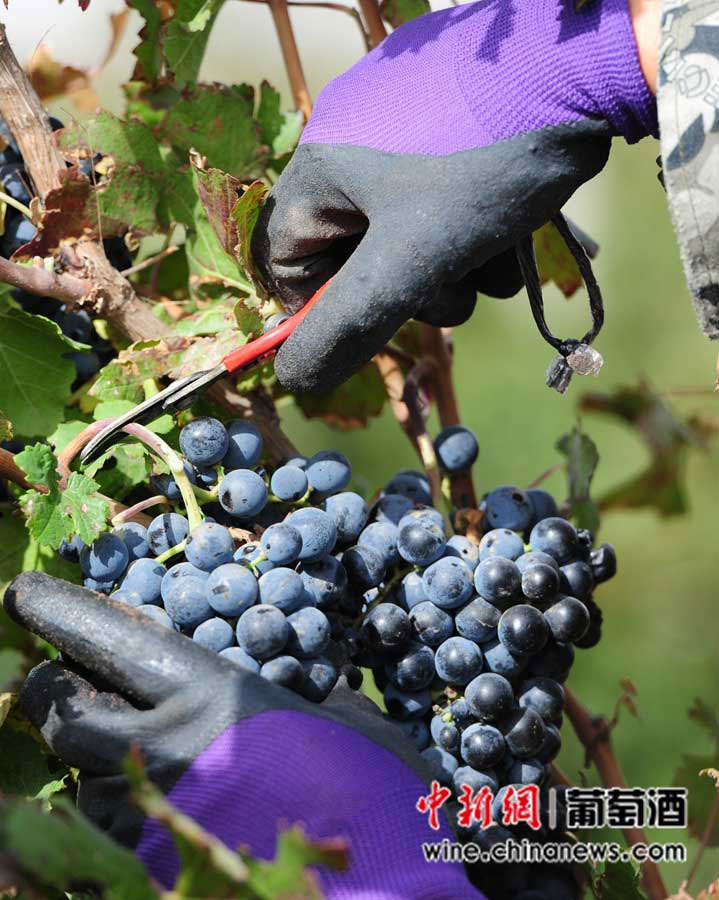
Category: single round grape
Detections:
[
  {"x1": 461, "y1": 723, "x2": 506, "y2": 769},
  {"x1": 521, "y1": 563, "x2": 560, "y2": 603},
  {"x1": 306, "y1": 450, "x2": 351, "y2": 495},
  {"x1": 529, "y1": 517, "x2": 578, "y2": 565},
  {"x1": 544, "y1": 595, "x2": 590, "y2": 644},
  {"x1": 164, "y1": 575, "x2": 212, "y2": 629},
  {"x1": 466, "y1": 672, "x2": 515, "y2": 721},
  {"x1": 434, "y1": 636, "x2": 483, "y2": 686},
  {"x1": 343, "y1": 543, "x2": 386, "y2": 590},
  {"x1": 422, "y1": 557, "x2": 474, "y2": 610},
  {"x1": 409, "y1": 601, "x2": 454, "y2": 647},
  {"x1": 257, "y1": 567, "x2": 306, "y2": 613},
  {"x1": 559, "y1": 561, "x2": 594, "y2": 603},
  {"x1": 519, "y1": 677, "x2": 565, "y2": 722},
  {"x1": 260, "y1": 522, "x2": 302, "y2": 565},
  {"x1": 434, "y1": 425, "x2": 479, "y2": 473},
  {"x1": 299, "y1": 656, "x2": 338, "y2": 702},
  {"x1": 358, "y1": 521, "x2": 399, "y2": 569},
  {"x1": 194, "y1": 466, "x2": 218, "y2": 488},
  {"x1": 147, "y1": 513, "x2": 189, "y2": 557},
  {"x1": 398, "y1": 506, "x2": 445, "y2": 535},
  {"x1": 219, "y1": 469, "x2": 267, "y2": 519},
  {"x1": 84, "y1": 576, "x2": 116, "y2": 593},
  {"x1": 236, "y1": 604, "x2": 289, "y2": 660},
  {"x1": 286, "y1": 607, "x2": 331, "y2": 658},
  {"x1": 219, "y1": 646, "x2": 261, "y2": 673},
  {"x1": 383, "y1": 683, "x2": 431, "y2": 720},
  {"x1": 395, "y1": 719, "x2": 430, "y2": 751},
  {"x1": 501, "y1": 708, "x2": 547, "y2": 758},
  {"x1": 121, "y1": 557, "x2": 166, "y2": 605},
  {"x1": 508, "y1": 758, "x2": 545, "y2": 786},
  {"x1": 481, "y1": 637, "x2": 528, "y2": 680},
  {"x1": 483, "y1": 485, "x2": 533, "y2": 531},
  {"x1": 286, "y1": 507, "x2": 337, "y2": 562},
  {"x1": 397, "y1": 521, "x2": 445, "y2": 567},
  {"x1": 384, "y1": 469, "x2": 432, "y2": 506},
  {"x1": 261, "y1": 655, "x2": 305, "y2": 691},
  {"x1": 110, "y1": 588, "x2": 144, "y2": 607},
  {"x1": 362, "y1": 603, "x2": 410, "y2": 652},
  {"x1": 298, "y1": 556, "x2": 347, "y2": 609},
  {"x1": 136, "y1": 605, "x2": 174, "y2": 628},
  {"x1": 450, "y1": 697, "x2": 473, "y2": 725},
  {"x1": 453, "y1": 766, "x2": 499, "y2": 796},
  {"x1": 474, "y1": 557, "x2": 521, "y2": 609},
  {"x1": 223, "y1": 420, "x2": 263, "y2": 469},
  {"x1": 185, "y1": 522, "x2": 235, "y2": 571},
  {"x1": 479, "y1": 528, "x2": 525, "y2": 562},
  {"x1": 322, "y1": 492, "x2": 369, "y2": 545},
  {"x1": 436, "y1": 723, "x2": 460, "y2": 753},
  {"x1": 80, "y1": 533, "x2": 129, "y2": 582},
  {"x1": 515, "y1": 550, "x2": 559, "y2": 574},
  {"x1": 574, "y1": 597, "x2": 603, "y2": 649},
  {"x1": 455, "y1": 597, "x2": 500, "y2": 644},
  {"x1": 396, "y1": 571, "x2": 428, "y2": 610},
  {"x1": 526, "y1": 488, "x2": 559, "y2": 525},
  {"x1": 498, "y1": 604, "x2": 549, "y2": 656},
  {"x1": 385, "y1": 642, "x2": 435, "y2": 691},
  {"x1": 58, "y1": 535, "x2": 85, "y2": 563},
  {"x1": 372, "y1": 493, "x2": 414, "y2": 526},
  {"x1": 421, "y1": 746, "x2": 458, "y2": 785},
  {"x1": 112, "y1": 522, "x2": 149, "y2": 561},
  {"x1": 193, "y1": 617, "x2": 235, "y2": 653},
  {"x1": 590, "y1": 542, "x2": 617, "y2": 583},
  {"x1": 179, "y1": 417, "x2": 229, "y2": 466},
  {"x1": 160, "y1": 562, "x2": 208, "y2": 604},
  {"x1": 206, "y1": 563, "x2": 258, "y2": 617},
  {"x1": 270, "y1": 465, "x2": 308, "y2": 502},
  {"x1": 444, "y1": 534, "x2": 481, "y2": 571}
]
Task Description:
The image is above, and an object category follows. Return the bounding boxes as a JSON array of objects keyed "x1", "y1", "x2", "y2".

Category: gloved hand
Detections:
[
  {"x1": 4, "y1": 572, "x2": 483, "y2": 899},
  {"x1": 252, "y1": 0, "x2": 657, "y2": 394}
]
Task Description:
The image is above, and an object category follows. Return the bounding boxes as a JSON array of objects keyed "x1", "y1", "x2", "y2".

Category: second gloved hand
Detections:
[{"x1": 252, "y1": 0, "x2": 657, "y2": 394}]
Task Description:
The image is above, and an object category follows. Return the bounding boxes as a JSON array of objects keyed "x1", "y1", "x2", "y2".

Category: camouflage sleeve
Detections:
[{"x1": 658, "y1": 1, "x2": 719, "y2": 340}]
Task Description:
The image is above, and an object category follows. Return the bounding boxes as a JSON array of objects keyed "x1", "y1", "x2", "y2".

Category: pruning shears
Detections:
[{"x1": 80, "y1": 283, "x2": 329, "y2": 464}]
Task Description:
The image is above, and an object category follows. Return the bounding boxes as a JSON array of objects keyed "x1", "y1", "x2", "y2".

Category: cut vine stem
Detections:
[{"x1": 565, "y1": 688, "x2": 668, "y2": 900}]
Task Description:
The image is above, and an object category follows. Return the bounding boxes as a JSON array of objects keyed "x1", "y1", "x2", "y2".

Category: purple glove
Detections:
[
  {"x1": 252, "y1": 0, "x2": 657, "y2": 394},
  {"x1": 6, "y1": 573, "x2": 483, "y2": 899}
]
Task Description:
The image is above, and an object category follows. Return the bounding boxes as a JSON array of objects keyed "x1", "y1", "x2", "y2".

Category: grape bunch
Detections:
[
  {"x1": 58, "y1": 418, "x2": 615, "y2": 898},
  {"x1": 0, "y1": 117, "x2": 128, "y2": 386}
]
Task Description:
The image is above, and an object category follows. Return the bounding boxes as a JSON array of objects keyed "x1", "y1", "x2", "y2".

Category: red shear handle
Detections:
[{"x1": 222, "y1": 282, "x2": 330, "y2": 375}]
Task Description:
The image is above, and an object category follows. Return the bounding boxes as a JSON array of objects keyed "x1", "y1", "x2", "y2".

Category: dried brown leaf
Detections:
[{"x1": 26, "y1": 44, "x2": 98, "y2": 111}]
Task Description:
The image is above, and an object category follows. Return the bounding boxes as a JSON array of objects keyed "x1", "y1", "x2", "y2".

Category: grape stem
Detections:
[
  {"x1": 192, "y1": 484, "x2": 218, "y2": 504},
  {"x1": 564, "y1": 688, "x2": 668, "y2": 900},
  {"x1": 0, "y1": 188, "x2": 34, "y2": 221},
  {"x1": 110, "y1": 495, "x2": 170, "y2": 526},
  {"x1": 155, "y1": 539, "x2": 187, "y2": 565}
]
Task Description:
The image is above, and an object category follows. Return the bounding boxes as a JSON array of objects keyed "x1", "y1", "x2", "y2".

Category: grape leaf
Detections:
[
  {"x1": 92, "y1": 338, "x2": 194, "y2": 404},
  {"x1": 169, "y1": 330, "x2": 243, "y2": 378},
  {"x1": 380, "y1": 0, "x2": 430, "y2": 27},
  {"x1": 533, "y1": 221, "x2": 583, "y2": 298},
  {"x1": 295, "y1": 363, "x2": 387, "y2": 429},
  {"x1": 0, "y1": 731, "x2": 60, "y2": 799},
  {"x1": 186, "y1": 0, "x2": 225, "y2": 31},
  {"x1": 191, "y1": 157, "x2": 242, "y2": 257},
  {"x1": 3, "y1": 796, "x2": 158, "y2": 899},
  {"x1": 48, "y1": 420, "x2": 88, "y2": 453},
  {"x1": 581, "y1": 382, "x2": 714, "y2": 517},
  {"x1": 591, "y1": 860, "x2": 647, "y2": 900},
  {"x1": 556, "y1": 425, "x2": 599, "y2": 532},
  {"x1": 257, "y1": 81, "x2": 303, "y2": 157},
  {"x1": 243, "y1": 827, "x2": 348, "y2": 898},
  {"x1": 232, "y1": 180, "x2": 268, "y2": 286},
  {"x1": 0, "y1": 304, "x2": 84, "y2": 437},
  {"x1": 127, "y1": 0, "x2": 163, "y2": 81},
  {"x1": 164, "y1": 0, "x2": 224, "y2": 88},
  {"x1": 674, "y1": 754, "x2": 719, "y2": 847},
  {"x1": 160, "y1": 84, "x2": 261, "y2": 175},
  {"x1": 173, "y1": 301, "x2": 236, "y2": 337},
  {"x1": 15, "y1": 444, "x2": 60, "y2": 491}
]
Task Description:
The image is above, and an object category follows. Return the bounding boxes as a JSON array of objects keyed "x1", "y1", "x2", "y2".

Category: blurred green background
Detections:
[{"x1": 1, "y1": 0, "x2": 717, "y2": 893}]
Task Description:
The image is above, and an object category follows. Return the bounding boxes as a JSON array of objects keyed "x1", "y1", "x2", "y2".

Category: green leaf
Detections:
[
  {"x1": 232, "y1": 180, "x2": 268, "y2": 286},
  {"x1": 186, "y1": 0, "x2": 225, "y2": 31},
  {"x1": 0, "y1": 408, "x2": 12, "y2": 441},
  {"x1": 160, "y1": 84, "x2": 261, "y2": 175},
  {"x1": 581, "y1": 382, "x2": 712, "y2": 517},
  {"x1": 163, "y1": 0, "x2": 225, "y2": 88},
  {"x1": 257, "y1": 81, "x2": 303, "y2": 157},
  {"x1": 533, "y1": 221, "x2": 583, "y2": 298},
  {"x1": 380, "y1": 0, "x2": 430, "y2": 27},
  {"x1": 48, "y1": 420, "x2": 88, "y2": 453},
  {"x1": 16, "y1": 443, "x2": 60, "y2": 492},
  {"x1": 0, "y1": 648, "x2": 24, "y2": 690},
  {"x1": 233, "y1": 298, "x2": 263, "y2": 340},
  {"x1": 173, "y1": 302, "x2": 236, "y2": 337},
  {"x1": 2, "y1": 797, "x2": 158, "y2": 899},
  {"x1": 556, "y1": 425, "x2": 600, "y2": 532},
  {"x1": 169, "y1": 330, "x2": 244, "y2": 379},
  {"x1": 126, "y1": 0, "x2": 163, "y2": 81},
  {"x1": 674, "y1": 753, "x2": 719, "y2": 847},
  {"x1": 83, "y1": 442, "x2": 154, "y2": 498},
  {"x1": 592, "y1": 860, "x2": 647, "y2": 900},
  {"x1": 0, "y1": 730, "x2": 59, "y2": 799},
  {"x1": 191, "y1": 158, "x2": 243, "y2": 257},
  {"x1": 0, "y1": 305, "x2": 82, "y2": 437},
  {"x1": 295, "y1": 363, "x2": 387, "y2": 429},
  {"x1": 92, "y1": 338, "x2": 193, "y2": 404}
]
